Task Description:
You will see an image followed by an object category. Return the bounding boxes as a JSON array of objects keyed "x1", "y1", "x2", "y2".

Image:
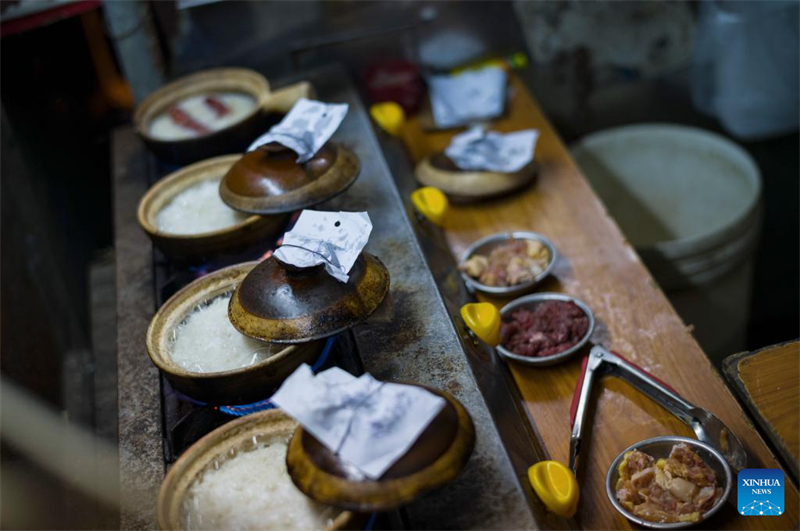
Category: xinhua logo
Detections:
[{"x1": 738, "y1": 468, "x2": 784, "y2": 516}]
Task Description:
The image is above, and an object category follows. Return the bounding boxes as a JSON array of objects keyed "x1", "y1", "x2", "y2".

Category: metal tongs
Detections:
[
  {"x1": 527, "y1": 345, "x2": 747, "y2": 519},
  {"x1": 569, "y1": 345, "x2": 748, "y2": 476}
]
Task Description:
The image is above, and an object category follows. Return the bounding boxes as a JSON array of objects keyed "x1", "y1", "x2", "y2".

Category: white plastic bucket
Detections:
[{"x1": 572, "y1": 124, "x2": 761, "y2": 363}]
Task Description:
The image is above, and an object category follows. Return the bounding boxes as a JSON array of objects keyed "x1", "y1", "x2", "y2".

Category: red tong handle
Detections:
[
  {"x1": 612, "y1": 351, "x2": 679, "y2": 395},
  {"x1": 569, "y1": 350, "x2": 680, "y2": 429}
]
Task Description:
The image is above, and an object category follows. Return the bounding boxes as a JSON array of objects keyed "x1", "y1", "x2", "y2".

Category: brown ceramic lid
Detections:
[
  {"x1": 219, "y1": 142, "x2": 360, "y2": 215},
  {"x1": 430, "y1": 152, "x2": 459, "y2": 171},
  {"x1": 228, "y1": 252, "x2": 390, "y2": 344},
  {"x1": 284, "y1": 384, "x2": 476, "y2": 511}
]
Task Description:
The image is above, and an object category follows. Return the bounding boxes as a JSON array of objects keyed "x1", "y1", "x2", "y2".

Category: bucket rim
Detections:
[
  {"x1": 641, "y1": 201, "x2": 761, "y2": 259},
  {"x1": 572, "y1": 123, "x2": 762, "y2": 253}
]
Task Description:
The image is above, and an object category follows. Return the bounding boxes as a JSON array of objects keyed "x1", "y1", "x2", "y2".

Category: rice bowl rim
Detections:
[
  {"x1": 158, "y1": 408, "x2": 353, "y2": 531},
  {"x1": 146, "y1": 261, "x2": 303, "y2": 380},
  {"x1": 137, "y1": 155, "x2": 266, "y2": 242},
  {"x1": 134, "y1": 67, "x2": 270, "y2": 147}
]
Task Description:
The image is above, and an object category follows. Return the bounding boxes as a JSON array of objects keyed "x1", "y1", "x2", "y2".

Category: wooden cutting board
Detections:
[
  {"x1": 724, "y1": 340, "x2": 800, "y2": 482},
  {"x1": 399, "y1": 73, "x2": 799, "y2": 529}
]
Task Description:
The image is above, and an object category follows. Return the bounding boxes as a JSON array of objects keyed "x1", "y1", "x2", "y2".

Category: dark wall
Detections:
[
  {"x1": 1, "y1": 10, "x2": 116, "y2": 404},
  {"x1": 1, "y1": 11, "x2": 124, "y2": 529}
]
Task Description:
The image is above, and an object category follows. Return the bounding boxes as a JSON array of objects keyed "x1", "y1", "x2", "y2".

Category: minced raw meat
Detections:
[{"x1": 500, "y1": 300, "x2": 589, "y2": 357}]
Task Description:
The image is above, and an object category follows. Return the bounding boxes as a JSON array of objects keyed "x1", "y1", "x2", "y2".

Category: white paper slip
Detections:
[
  {"x1": 247, "y1": 98, "x2": 348, "y2": 162},
  {"x1": 271, "y1": 365, "x2": 447, "y2": 480},
  {"x1": 444, "y1": 126, "x2": 539, "y2": 173},
  {"x1": 272, "y1": 210, "x2": 372, "y2": 283},
  {"x1": 428, "y1": 66, "x2": 507, "y2": 128}
]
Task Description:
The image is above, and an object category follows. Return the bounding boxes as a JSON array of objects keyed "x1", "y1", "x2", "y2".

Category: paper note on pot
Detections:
[
  {"x1": 428, "y1": 66, "x2": 507, "y2": 128},
  {"x1": 247, "y1": 98, "x2": 348, "y2": 162},
  {"x1": 273, "y1": 210, "x2": 372, "y2": 283},
  {"x1": 272, "y1": 365, "x2": 446, "y2": 479},
  {"x1": 445, "y1": 125, "x2": 539, "y2": 173}
]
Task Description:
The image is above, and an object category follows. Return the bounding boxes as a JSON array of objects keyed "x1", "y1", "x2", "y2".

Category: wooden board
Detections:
[
  {"x1": 724, "y1": 340, "x2": 800, "y2": 481},
  {"x1": 400, "y1": 74, "x2": 799, "y2": 529}
]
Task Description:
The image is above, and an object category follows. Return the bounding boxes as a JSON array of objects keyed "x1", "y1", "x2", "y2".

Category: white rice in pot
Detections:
[
  {"x1": 156, "y1": 179, "x2": 249, "y2": 235},
  {"x1": 183, "y1": 437, "x2": 336, "y2": 531},
  {"x1": 168, "y1": 293, "x2": 275, "y2": 373},
  {"x1": 149, "y1": 92, "x2": 255, "y2": 141}
]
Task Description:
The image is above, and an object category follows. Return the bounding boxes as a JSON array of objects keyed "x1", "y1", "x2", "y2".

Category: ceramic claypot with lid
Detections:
[
  {"x1": 137, "y1": 155, "x2": 289, "y2": 263},
  {"x1": 147, "y1": 238, "x2": 390, "y2": 404},
  {"x1": 285, "y1": 383, "x2": 476, "y2": 512},
  {"x1": 415, "y1": 151, "x2": 537, "y2": 203},
  {"x1": 220, "y1": 142, "x2": 361, "y2": 215},
  {"x1": 158, "y1": 409, "x2": 356, "y2": 531},
  {"x1": 145, "y1": 262, "x2": 326, "y2": 405},
  {"x1": 159, "y1": 391, "x2": 476, "y2": 529}
]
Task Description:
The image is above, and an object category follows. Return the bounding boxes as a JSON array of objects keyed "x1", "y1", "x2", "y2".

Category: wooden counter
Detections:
[
  {"x1": 400, "y1": 75, "x2": 799, "y2": 529},
  {"x1": 724, "y1": 340, "x2": 800, "y2": 481}
]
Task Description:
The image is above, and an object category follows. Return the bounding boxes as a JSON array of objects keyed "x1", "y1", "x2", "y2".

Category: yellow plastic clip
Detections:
[
  {"x1": 411, "y1": 187, "x2": 449, "y2": 226},
  {"x1": 528, "y1": 461, "x2": 579, "y2": 519},
  {"x1": 460, "y1": 302, "x2": 501, "y2": 347},
  {"x1": 369, "y1": 101, "x2": 405, "y2": 137}
]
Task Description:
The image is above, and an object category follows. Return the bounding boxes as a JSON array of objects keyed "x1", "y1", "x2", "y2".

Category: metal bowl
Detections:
[
  {"x1": 459, "y1": 231, "x2": 558, "y2": 297},
  {"x1": 497, "y1": 293, "x2": 594, "y2": 366},
  {"x1": 158, "y1": 409, "x2": 353, "y2": 530},
  {"x1": 606, "y1": 436, "x2": 733, "y2": 529}
]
